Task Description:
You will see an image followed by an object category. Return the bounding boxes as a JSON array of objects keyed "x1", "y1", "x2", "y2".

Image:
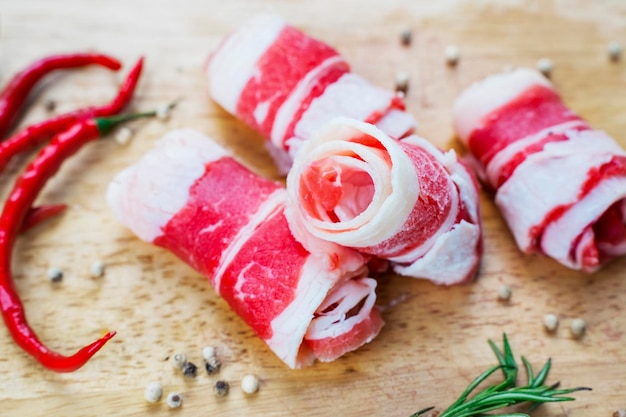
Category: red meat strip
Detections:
[
  {"x1": 205, "y1": 13, "x2": 416, "y2": 173},
  {"x1": 106, "y1": 129, "x2": 383, "y2": 368},
  {"x1": 286, "y1": 118, "x2": 483, "y2": 285},
  {"x1": 453, "y1": 68, "x2": 626, "y2": 272}
]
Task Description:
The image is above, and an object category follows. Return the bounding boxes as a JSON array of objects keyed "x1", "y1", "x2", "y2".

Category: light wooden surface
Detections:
[{"x1": 0, "y1": 1, "x2": 625, "y2": 416}]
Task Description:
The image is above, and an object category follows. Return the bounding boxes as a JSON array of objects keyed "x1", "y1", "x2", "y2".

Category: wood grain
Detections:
[{"x1": 0, "y1": 0, "x2": 625, "y2": 416}]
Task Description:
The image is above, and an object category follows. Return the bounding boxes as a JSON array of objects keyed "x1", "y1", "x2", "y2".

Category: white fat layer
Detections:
[
  {"x1": 270, "y1": 55, "x2": 348, "y2": 148},
  {"x1": 106, "y1": 129, "x2": 228, "y2": 242},
  {"x1": 393, "y1": 220, "x2": 481, "y2": 285},
  {"x1": 265, "y1": 249, "x2": 367, "y2": 369},
  {"x1": 374, "y1": 108, "x2": 418, "y2": 139},
  {"x1": 485, "y1": 120, "x2": 589, "y2": 188},
  {"x1": 540, "y1": 176, "x2": 626, "y2": 270},
  {"x1": 211, "y1": 189, "x2": 287, "y2": 294},
  {"x1": 452, "y1": 68, "x2": 553, "y2": 143},
  {"x1": 495, "y1": 129, "x2": 626, "y2": 252},
  {"x1": 305, "y1": 277, "x2": 377, "y2": 340},
  {"x1": 286, "y1": 118, "x2": 419, "y2": 247},
  {"x1": 291, "y1": 74, "x2": 395, "y2": 160},
  {"x1": 206, "y1": 13, "x2": 284, "y2": 114},
  {"x1": 252, "y1": 95, "x2": 273, "y2": 126},
  {"x1": 574, "y1": 228, "x2": 596, "y2": 272},
  {"x1": 447, "y1": 154, "x2": 481, "y2": 226}
]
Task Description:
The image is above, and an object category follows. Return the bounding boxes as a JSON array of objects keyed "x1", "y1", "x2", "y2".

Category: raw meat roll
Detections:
[
  {"x1": 106, "y1": 129, "x2": 383, "y2": 368},
  {"x1": 206, "y1": 13, "x2": 416, "y2": 173},
  {"x1": 285, "y1": 118, "x2": 483, "y2": 285},
  {"x1": 453, "y1": 68, "x2": 626, "y2": 272}
]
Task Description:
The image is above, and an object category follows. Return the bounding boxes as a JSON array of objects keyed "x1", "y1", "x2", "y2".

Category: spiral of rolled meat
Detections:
[
  {"x1": 285, "y1": 118, "x2": 483, "y2": 285},
  {"x1": 106, "y1": 129, "x2": 383, "y2": 368},
  {"x1": 453, "y1": 68, "x2": 626, "y2": 272},
  {"x1": 205, "y1": 13, "x2": 416, "y2": 173}
]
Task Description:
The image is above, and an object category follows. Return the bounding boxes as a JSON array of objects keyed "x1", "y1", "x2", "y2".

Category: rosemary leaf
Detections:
[
  {"x1": 531, "y1": 358, "x2": 552, "y2": 387},
  {"x1": 410, "y1": 334, "x2": 591, "y2": 417},
  {"x1": 521, "y1": 356, "x2": 534, "y2": 386}
]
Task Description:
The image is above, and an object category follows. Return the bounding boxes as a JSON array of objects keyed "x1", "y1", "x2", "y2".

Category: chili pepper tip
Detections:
[
  {"x1": 38, "y1": 330, "x2": 117, "y2": 373},
  {"x1": 92, "y1": 54, "x2": 123, "y2": 71}
]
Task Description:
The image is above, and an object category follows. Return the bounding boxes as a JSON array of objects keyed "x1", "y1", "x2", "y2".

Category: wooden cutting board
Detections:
[{"x1": 1, "y1": 1, "x2": 625, "y2": 416}]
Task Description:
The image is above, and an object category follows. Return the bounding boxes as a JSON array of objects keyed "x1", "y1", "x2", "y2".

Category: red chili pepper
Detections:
[
  {"x1": 0, "y1": 109, "x2": 162, "y2": 372},
  {"x1": 0, "y1": 57, "x2": 144, "y2": 175},
  {"x1": 0, "y1": 53, "x2": 122, "y2": 138}
]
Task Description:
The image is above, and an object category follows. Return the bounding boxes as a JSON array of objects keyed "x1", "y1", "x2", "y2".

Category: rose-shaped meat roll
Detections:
[
  {"x1": 453, "y1": 68, "x2": 626, "y2": 272},
  {"x1": 206, "y1": 13, "x2": 416, "y2": 173},
  {"x1": 285, "y1": 118, "x2": 482, "y2": 285},
  {"x1": 106, "y1": 129, "x2": 383, "y2": 368}
]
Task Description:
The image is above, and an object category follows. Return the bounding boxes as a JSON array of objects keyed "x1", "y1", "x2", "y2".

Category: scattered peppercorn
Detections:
[
  {"x1": 241, "y1": 374, "x2": 260, "y2": 394},
  {"x1": 182, "y1": 361, "x2": 198, "y2": 378},
  {"x1": 166, "y1": 392, "x2": 183, "y2": 408},
  {"x1": 156, "y1": 103, "x2": 174, "y2": 120},
  {"x1": 202, "y1": 345, "x2": 221, "y2": 374},
  {"x1": 172, "y1": 353, "x2": 186, "y2": 369},
  {"x1": 445, "y1": 45, "x2": 460, "y2": 67},
  {"x1": 144, "y1": 381, "x2": 163, "y2": 403},
  {"x1": 214, "y1": 380, "x2": 230, "y2": 397},
  {"x1": 497, "y1": 284, "x2": 511, "y2": 301},
  {"x1": 400, "y1": 29, "x2": 412, "y2": 46},
  {"x1": 202, "y1": 345, "x2": 216, "y2": 362},
  {"x1": 205, "y1": 359, "x2": 221, "y2": 375},
  {"x1": 114, "y1": 127, "x2": 133, "y2": 145},
  {"x1": 47, "y1": 266, "x2": 63, "y2": 283},
  {"x1": 394, "y1": 71, "x2": 410, "y2": 95},
  {"x1": 570, "y1": 318, "x2": 586, "y2": 338},
  {"x1": 608, "y1": 41, "x2": 623, "y2": 62},
  {"x1": 543, "y1": 313, "x2": 559, "y2": 332},
  {"x1": 536, "y1": 58, "x2": 553, "y2": 77},
  {"x1": 90, "y1": 260, "x2": 105, "y2": 277}
]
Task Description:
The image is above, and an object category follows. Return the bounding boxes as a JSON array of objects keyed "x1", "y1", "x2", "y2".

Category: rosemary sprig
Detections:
[{"x1": 411, "y1": 334, "x2": 591, "y2": 417}]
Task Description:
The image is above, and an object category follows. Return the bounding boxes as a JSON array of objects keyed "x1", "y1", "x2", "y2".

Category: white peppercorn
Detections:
[
  {"x1": 394, "y1": 71, "x2": 410, "y2": 95},
  {"x1": 497, "y1": 284, "x2": 511, "y2": 301},
  {"x1": 144, "y1": 381, "x2": 163, "y2": 403},
  {"x1": 445, "y1": 45, "x2": 460, "y2": 66},
  {"x1": 241, "y1": 374, "x2": 260, "y2": 394},
  {"x1": 90, "y1": 260, "x2": 105, "y2": 278},
  {"x1": 202, "y1": 346, "x2": 216, "y2": 362},
  {"x1": 536, "y1": 58, "x2": 553, "y2": 77},
  {"x1": 570, "y1": 318, "x2": 586, "y2": 337},
  {"x1": 47, "y1": 267, "x2": 63, "y2": 283},
  {"x1": 543, "y1": 314, "x2": 559, "y2": 332},
  {"x1": 114, "y1": 127, "x2": 133, "y2": 145},
  {"x1": 608, "y1": 41, "x2": 623, "y2": 62}
]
